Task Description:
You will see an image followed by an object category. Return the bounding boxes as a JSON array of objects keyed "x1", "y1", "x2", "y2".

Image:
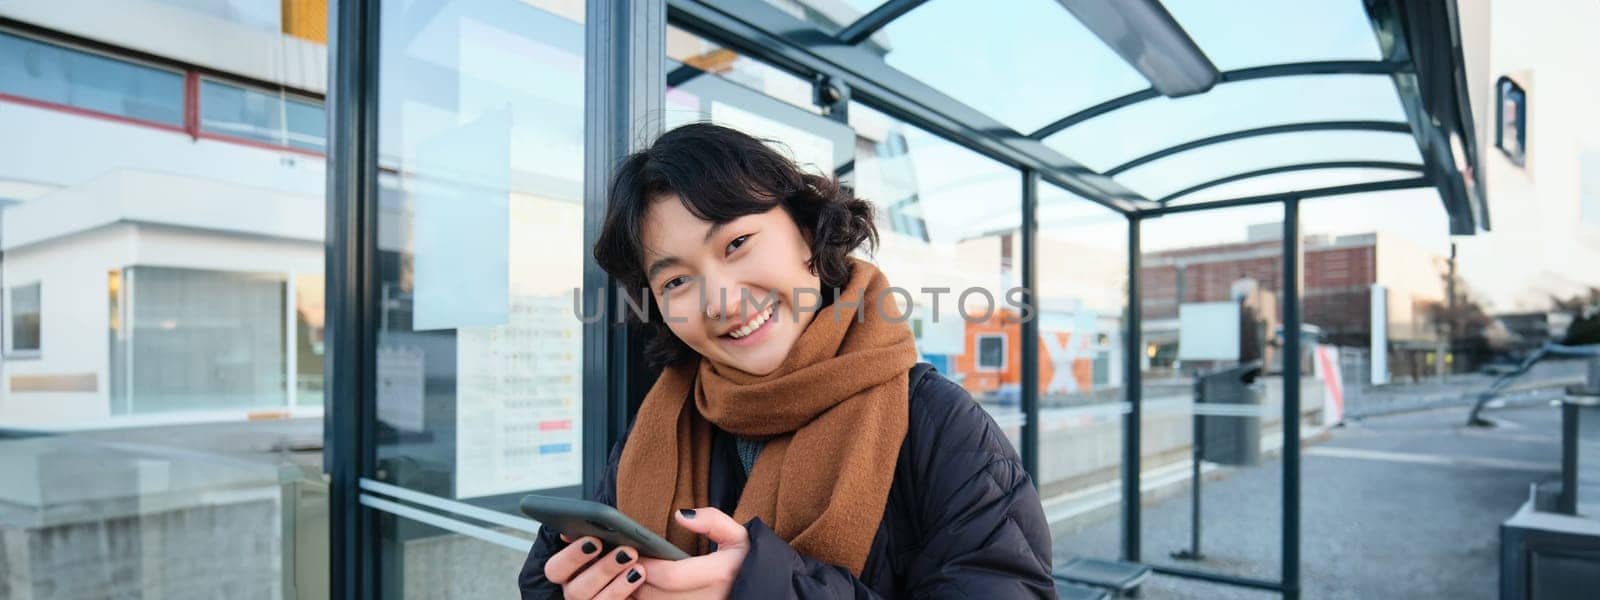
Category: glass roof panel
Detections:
[
  {"x1": 878, "y1": 0, "x2": 1150, "y2": 133},
  {"x1": 1114, "y1": 130, "x2": 1423, "y2": 201},
  {"x1": 759, "y1": 0, "x2": 888, "y2": 35},
  {"x1": 1163, "y1": 0, "x2": 1384, "y2": 71},
  {"x1": 1044, "y1": 74, "x2": 1410, "y2": 172},
  {"x1": 1163, "y1": 168, "x2": 1425, "y2": 207}
]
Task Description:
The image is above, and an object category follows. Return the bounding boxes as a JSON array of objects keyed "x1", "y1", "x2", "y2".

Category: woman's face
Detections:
[{"x1": 640, "y1": 196, "x2": 821, "y2": 376}]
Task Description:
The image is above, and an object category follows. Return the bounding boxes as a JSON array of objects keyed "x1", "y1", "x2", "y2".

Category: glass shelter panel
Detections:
[
  {"x1": 1034, "y1": 184, "x2": 1130, "y2": 562},
  {"x1": 372, "y1": 1, "x2": 586, "y2": 596},
  {"x1": 0, "y1": 3, "x2": 330, "y2": 597},
  {"x1": 1137, "y1": 204, "x2": 1288, "y2": 581},
  {"x1": 847, "y1": 101, "x2": 1030, "y2": 457}
]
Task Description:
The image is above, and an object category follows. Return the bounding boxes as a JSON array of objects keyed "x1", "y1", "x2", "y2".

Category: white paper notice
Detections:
[
  {"x1": 454, "y1": 294, "x2": 583, "y2": 498},
  {"x1": 376, "y1": 345, "x2": 426, "y2": 433}
]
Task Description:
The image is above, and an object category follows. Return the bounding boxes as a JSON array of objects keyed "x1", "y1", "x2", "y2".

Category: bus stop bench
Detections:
[
  {"x1": 1053, "y1": 557, "x2": 1151, "y2": 597},
  {"x1": 1053, "y1": 578, "x2": 1112, "y2": 600}
]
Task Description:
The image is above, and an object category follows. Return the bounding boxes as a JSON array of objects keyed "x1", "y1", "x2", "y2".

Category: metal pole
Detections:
[
  {"x1": 326, "y1": 0, "x2": 379, "y2": 596},
  {"x1": 1172, "y1": 377, "x2": 1204, "y2": 560},
  {"x1": 1560, "y1": 400, "x2": 1579, "y2": 515},
  {"x1": 1123, "y1": 214, "x2": 1143, "y2": 562},
  {"x1": 1020, "y1": 169, "x2": 1041, "y2": 484},
  {"x1": 1282, "y1": 198, "x2": 1302, "y2": 600},
  {"x1": 584, "y1": 0, "x2": 665, "y2": 498},
  {"x1": 1193, "y1": 409, "x2": 1202, "y2": 556}
]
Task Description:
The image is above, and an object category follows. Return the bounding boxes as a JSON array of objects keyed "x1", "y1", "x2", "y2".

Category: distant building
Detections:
[{"x1": 1139, "y1": 224, "x2": 1447, "y2": 381}]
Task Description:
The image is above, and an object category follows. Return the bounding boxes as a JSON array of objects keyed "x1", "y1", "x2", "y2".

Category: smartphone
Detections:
[{"x1": 520, "y1": 495, "x2": 691, "y2": 560}]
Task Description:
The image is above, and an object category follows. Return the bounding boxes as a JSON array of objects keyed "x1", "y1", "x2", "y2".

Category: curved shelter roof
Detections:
[{"x1": 671, "y1": 0, "x2": 1487, "y2": 233}]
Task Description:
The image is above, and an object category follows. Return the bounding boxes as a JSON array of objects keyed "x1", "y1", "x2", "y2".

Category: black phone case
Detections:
[{"x1": 519, "y1": 495, "x2": 691, "y2": 560}]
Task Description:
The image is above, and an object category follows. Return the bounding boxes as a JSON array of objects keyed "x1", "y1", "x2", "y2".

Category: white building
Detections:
[
  {"x1": 1456, "y1": 0, "x2": 1600, "y2": 312},
  {"x1": 0, "y1": 0, "x2": 329, "y2": 429}
]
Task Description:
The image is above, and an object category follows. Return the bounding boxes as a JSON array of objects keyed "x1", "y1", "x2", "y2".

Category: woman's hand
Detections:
[
  {"x1": 543, "y1": 534, "x2": 647, "y2": 599},
  {"x1": 634, "y1": 507, "x2": 749, "y2": 599}
]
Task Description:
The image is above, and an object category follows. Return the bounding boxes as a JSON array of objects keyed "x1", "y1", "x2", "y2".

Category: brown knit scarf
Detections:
[{"x1": 616, "y1": 259, "x2": 918, "y2": 576}]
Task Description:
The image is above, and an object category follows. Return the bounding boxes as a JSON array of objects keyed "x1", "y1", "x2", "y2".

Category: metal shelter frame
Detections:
[{"x1": 324, "y1": 1, "x2": 1487, "y2": 598}]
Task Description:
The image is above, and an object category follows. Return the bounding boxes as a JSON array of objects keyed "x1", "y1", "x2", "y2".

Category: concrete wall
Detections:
[
  {"x1": 0, "y1": 498, "x2": 283, "y2": 600},
  {"x1": 401, "y1": 533, "x2": 526, "y2": 600},
  {"x1": 1006, "y1": 376, "x2": 1326, "y2": 496}
]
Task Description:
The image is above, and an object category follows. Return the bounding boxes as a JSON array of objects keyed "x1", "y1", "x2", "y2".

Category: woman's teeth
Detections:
[{"x1": 727, "y1": 305, "x2": 775, "y2": 339}]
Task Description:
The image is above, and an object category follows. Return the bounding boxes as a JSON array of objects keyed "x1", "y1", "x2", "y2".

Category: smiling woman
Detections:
[
  {"x1": 593, "y1": 123, "x2": 874, "y2": 375},
  {"x1": 518, "y1": 123, "x2": 1057, "y2": 598}
]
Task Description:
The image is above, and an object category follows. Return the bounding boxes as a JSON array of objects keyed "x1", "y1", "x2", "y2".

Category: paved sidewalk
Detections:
[{"x1": 1052, "y1": 402, "x2": 1565, "y2": 598}]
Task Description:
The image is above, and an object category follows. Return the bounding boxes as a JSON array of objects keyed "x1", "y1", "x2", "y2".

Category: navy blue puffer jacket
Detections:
[{"x1": 518, "y1": 364, "x2": 1058, "y2": 598}]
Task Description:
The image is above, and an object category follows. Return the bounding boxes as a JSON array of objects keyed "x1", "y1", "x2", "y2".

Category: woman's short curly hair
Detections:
[{"x1": 592, "y1": 122, "x2": 878, "y2": 370}]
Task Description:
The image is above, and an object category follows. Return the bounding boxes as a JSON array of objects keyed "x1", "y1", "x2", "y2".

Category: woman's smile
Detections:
[{"x1": 719, "y1": 299, "x2": 779, "y2": 348}]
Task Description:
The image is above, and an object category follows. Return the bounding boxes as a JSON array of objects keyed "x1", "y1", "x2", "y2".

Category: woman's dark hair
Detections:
[{"x1": 593, "y1": 122, "x2": 877, "y2": 370}]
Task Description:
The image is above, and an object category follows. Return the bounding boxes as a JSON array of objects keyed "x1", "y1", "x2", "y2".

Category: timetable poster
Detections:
[{"x1": 454, "y1": 294, "x2": 583, "y2": 498}]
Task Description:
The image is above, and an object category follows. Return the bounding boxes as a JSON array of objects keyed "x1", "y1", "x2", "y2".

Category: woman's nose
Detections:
[{"x1": 701, "y1": 275, "x2": 732, "y2": 321}]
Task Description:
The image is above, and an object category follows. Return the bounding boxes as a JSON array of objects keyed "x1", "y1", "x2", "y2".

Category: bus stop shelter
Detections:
[{"x1": 324, "y1": 1, "x2": 1486, "y2": 598}]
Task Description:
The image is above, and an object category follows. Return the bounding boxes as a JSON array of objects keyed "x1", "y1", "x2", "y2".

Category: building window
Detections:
[
  {"x1": 9, "y1": 283, "x2": 42, "y2": 355},
  {"x1": 110, "y1": 266, "x2": 288, "y2": 415},
  {"x1": 0, "y1": 30, "x2": 185, "y2": 126},
  {"x1": 199, "y1": 79, "x2": 327, "y2": 152},
  {"x1": 0, "y1": 30, "x2": 327, "y2": 154},
  {"x1": 1496, "y1": 76, "x2": 1527, "y2": 166},
  {"x1": 977, "y1": 334, "x2": 1006, "y2": 371},
  {"x1": 294, "y1": 272, "x2": 326, "y2": 406}
]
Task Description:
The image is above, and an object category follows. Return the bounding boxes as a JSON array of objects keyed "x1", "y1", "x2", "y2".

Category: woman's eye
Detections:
[
  {"x1": 661, "y1": 275, "x2": 690, "y2": 292},
  {"x1": 726, "y1": 234, "x2": 750, "y2": 255}
]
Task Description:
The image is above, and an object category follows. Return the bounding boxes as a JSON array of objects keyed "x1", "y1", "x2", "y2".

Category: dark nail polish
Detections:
[
  {"x1": 616, "y1": 551, "x2": 632, "y2": 564},
  {"x1": 627, "y1": 569, "x2": 642, "y2": 583},
  {"x1": 580, "y1": 541, "x2": 597, "y2": 554},
  {"x1": 679, "y1": 508, "x2": 697, "y2": 518}
]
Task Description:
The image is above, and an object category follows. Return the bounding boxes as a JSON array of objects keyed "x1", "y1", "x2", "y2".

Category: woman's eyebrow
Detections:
[
  {"x1": 702, "y1": 222, "x2": 726, "y2": 244},
  {"x1": 645, "y1": 220, "x2": 726, "y2": 282},
  {"x1": 645, "y1": 256, "x2": 681, "y2": 283}
]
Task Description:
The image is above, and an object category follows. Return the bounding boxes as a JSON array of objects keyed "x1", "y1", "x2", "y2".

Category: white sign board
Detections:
[
  {"x1": 1178, "y1": 302, "x2": 1240, "y2": 361},
  {"x1": 412, "y1": 111, "x2": 511, "y2": 331},
  {"x1": 1371, "y1": 285, "x2": 1390, "y2": 385}
]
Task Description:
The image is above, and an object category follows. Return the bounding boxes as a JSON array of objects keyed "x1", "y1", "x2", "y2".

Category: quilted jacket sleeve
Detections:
[{"x1": 727, "y1": 374, "x2": 1057, "y2": 598}]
